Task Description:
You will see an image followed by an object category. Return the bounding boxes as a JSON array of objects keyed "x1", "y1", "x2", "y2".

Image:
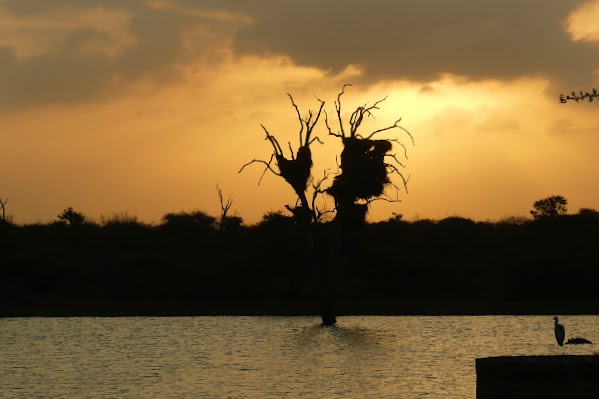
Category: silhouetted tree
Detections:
[
  {"x1": 221, "y1": 215, "x2": 243, "y2": 232},
  {"x1": 240, "y1": 94, "x2": 329, "y2": 322},
  {"x1": 161, "y1": 210, "x2": 217, "y2": 231},
  {"x1": 101, "y1": 211, "x2": 142, "y2": 227},
  {"x1": 0, "y1": 196, "x2": 7, "y2": 222},
  {"x1": 578, "y1": 208, "x2": 599, "y2": 219},
  {"x1": 320, "y1": 85, "x2": 413, "y2": 323},
  {"x1": 216, "y1": 184, "x2": 242, "y2": 231},
  {"x1": 497, "y1": 215, "x2": 530, "y2": 226},
  {"x1": 325, "y1": 84, "x2": 413, "y2": 231},
  {"x1": 257, "y1": 210, "x2": 296, "y2": 229},
  {"x1": 241, "y1": 87, "x2": 413, "y2": 325},
  {"x1": 58, "y1": 207, "x2": 85, "y2": 226},
  {"x1": 530, "y1": 195, "x2": 568, "y2": 220},
  {"x1": 240, "y1": 94, "x2": 325, "y2": 225}
]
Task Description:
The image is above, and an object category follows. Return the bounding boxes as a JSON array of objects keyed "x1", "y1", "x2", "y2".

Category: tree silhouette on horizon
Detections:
[
  {"x1": 530, "y1": 195, "x2": 568, "y2": 220},
  {"x1": 241, "y1": 85, "x2": 413, "y2": 325},
  {"x1": 57, "y1": 207, "x2": 85, "y2": 226},
  {"x1": 0, "y1": 196, "x2": 7, "y2": 222}
]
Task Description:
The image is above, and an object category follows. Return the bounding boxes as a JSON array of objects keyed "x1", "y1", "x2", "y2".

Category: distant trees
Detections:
[
  {"x1": 257, "y1": 210, "x2": 296, "y2": 229},
  {"x1": 5, "y1": 213, "x2": 599, "y2": 316},
  {"x1": 578, "y1": 208, "x2": 599, "y2": 219},
  {"x1": 103, "y1": 211, "x2": 139, "y2": 225},
  {"x1": 57, "y1": 207, "x2": 86, "y2": 226},
  {"x1": 530, "y1": 195, "x2": 568, "y2": 220},
  {"x1": 161, "y1": 210, "x2": 217, "y2": 231}
]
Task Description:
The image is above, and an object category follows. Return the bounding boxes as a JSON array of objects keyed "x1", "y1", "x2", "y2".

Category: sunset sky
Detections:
[{"x1": 2, "y1": 0, "x2": 599, "y2": 225}]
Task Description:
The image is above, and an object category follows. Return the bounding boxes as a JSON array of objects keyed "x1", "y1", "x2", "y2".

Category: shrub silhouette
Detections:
[
  {"x1": 101, "y1": 211, "x2": 141, "y2": 227},
  {"x1": 257, "y1": 211, "x2": 296, "y2": 229},
  {"x1": 578, "y1": 208, "x2": 599, "y2": 219},
  {"x1": 57, "y1": 207, "x2": 85, "y2": 226},
  {"x1": 161, "y1": 210, "x2": 217, "y2": 231}
]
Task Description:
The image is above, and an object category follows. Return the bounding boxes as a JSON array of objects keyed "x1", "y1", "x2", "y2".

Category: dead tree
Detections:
[
  {"x1": 241, "y1": 88, "x2": 413, "y2": 326},
  {"x1": 217, "y1": 183, "x2": 232, "y2": 223},
  {"x1": 216, "y1": 184, "x2": 242, "y2": 231},
  {"x1": 240, "y1": 94, "x2": 325, "y2": 225},
  {"x1": 325, "y1": 84, "x2": 413, "y2": 231},
  {"x1": 312, "y1": 85, "x2": 413, "y2": 325},
  {"x1": 240, "y1": 94, "x2": 336, "y2": 324},
  {"x1": 0, "y1": 197, "x2": 7, "y2": 222}
]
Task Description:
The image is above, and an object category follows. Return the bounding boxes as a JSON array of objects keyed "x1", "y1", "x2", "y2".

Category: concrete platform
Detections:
[{"x1": 476, "y1": 355, "x2": 599, "y2": 398}]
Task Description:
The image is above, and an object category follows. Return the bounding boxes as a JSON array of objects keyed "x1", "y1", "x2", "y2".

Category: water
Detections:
[{"x1": 1, "y1": 316, "x2": 598, "y2": 398}]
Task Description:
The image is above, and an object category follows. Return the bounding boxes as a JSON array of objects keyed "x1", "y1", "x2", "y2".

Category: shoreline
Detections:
[{"x1": 3, "y1": 298, "x2": 599, "y2": 317}]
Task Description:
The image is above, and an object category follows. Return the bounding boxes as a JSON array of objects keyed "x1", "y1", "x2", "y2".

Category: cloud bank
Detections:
[{"x1": 1, "y1": 0, "x2": 598, "y2": 108}]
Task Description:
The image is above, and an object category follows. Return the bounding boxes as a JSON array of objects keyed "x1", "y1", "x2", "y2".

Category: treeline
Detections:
[{"x1": 2, "y1": 209, "x2": 599, "y2": 316}]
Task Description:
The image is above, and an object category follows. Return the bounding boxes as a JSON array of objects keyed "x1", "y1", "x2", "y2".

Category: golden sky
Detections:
[{"x1": 2, "y1": 0, "x2": 599, "y2": 224}]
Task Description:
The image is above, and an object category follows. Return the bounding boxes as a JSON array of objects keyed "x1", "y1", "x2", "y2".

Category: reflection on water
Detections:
[{"x1": 1, "y1": 316, "x2": 598, "y2": 398}]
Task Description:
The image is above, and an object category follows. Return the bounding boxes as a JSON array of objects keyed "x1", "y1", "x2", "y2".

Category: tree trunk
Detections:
[{"x1": 296, "y1": 198, "x2": 337, "y2": 326}]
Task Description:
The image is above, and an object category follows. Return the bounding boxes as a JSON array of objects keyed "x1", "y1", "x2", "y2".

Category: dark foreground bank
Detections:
[
  {"x1": 3, "y1": 214, "x2": 599, "y2": 317},
  {"x1": 477, "y1": 355, "x2": 599, "y2": 399}
]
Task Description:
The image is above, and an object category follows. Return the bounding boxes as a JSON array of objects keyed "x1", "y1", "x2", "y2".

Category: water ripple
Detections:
[{"x1": 1, "y1": 315, "x2": 598, "y2": 398}]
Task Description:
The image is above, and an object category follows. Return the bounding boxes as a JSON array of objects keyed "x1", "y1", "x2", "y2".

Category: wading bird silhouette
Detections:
[
  {"x1": 554, "y1": 316, "x2": 565, "y2": 354},
  {"x1": 553, "y1": 316, "x2": 593, "y2": 353}
]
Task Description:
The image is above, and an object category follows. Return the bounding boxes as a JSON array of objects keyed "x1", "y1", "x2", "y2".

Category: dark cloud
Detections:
[
  {"x1": 2, "y1": 0, "x2": 598, "y2": 107},
  {"x1": 2, "y1": 0, "x2": 126, "y2": 15},
  {"x1": 0, "y1": 1, "x2": 236, "y2": 107},
  {"x1": 228, "y1": 0, "x2": 599, "y2": 89},
  {"x1": 0, "y1": 46, "x2": 113, "y2": 105},
  {"x1": 2, "y1": 0, "x2": 60, "y2": 15}
]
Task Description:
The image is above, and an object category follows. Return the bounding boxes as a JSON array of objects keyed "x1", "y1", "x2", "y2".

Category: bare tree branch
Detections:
[
  {"x1": 389, "y1": 138, "x2": 410, "y2": 160},
  {"x1": 262, "y1": 124, "x2": 284, "y2": 156},
  {"x1": 385, "y1": 153, "x2": 406, "y2": 168},
  {"x1": 347, "y1": 97, "x2": 388, "y2": 137},
  {"x1": 239, "y1": 154, "x2": 281, "y2": 185},
  {"x1": 309, "y1": 136, "x2": 325, "y2": 145},
  {"x1": 358, "y1": 118, "x2": 409, "y2": 141},
  {"x1": 333, "y1": 83, "x2": 352, "y2": 138},
  {"x1": 386, "y1": 163, "x2": 411, "y2": 192},
  {"x1": 311, "y1": 169, "x2": 334, "y2": 223},
  {"x1": 365, "y1": 190, "x2": 401, "y2": 205},
  {"x1": 287, "y1": 93, "x2": 305, "y2": 146},
  {"x1": 286, "y1": 93, "x2": 326, "y2": 148},
  {"x1": 305, "y1": 97, "x2": 325, "y2": 146},
  {"x1": 216, "y1": 184, "x2": 233, "y2": 220},
  {"x1": 325, "y1": 110, "x2": 344, "y2": 138}
]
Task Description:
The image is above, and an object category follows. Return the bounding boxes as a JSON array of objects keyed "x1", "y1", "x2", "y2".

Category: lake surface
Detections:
[{"x1": 1, "y1": 316, "x2": 598, "y2": 398}]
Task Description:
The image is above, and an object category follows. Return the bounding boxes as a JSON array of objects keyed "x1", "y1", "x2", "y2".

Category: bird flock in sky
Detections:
[{"x1": 559, "y1": 89, "x2": 599, "y2": 103}]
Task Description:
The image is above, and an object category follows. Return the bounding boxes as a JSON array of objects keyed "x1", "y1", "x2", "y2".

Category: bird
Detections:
[
  {"x1": 566, "y1": 337, "x2": 592, "y2": 345},
  {"x1": 554, "y1": 316, "x2": 565, "y2": 353}
]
